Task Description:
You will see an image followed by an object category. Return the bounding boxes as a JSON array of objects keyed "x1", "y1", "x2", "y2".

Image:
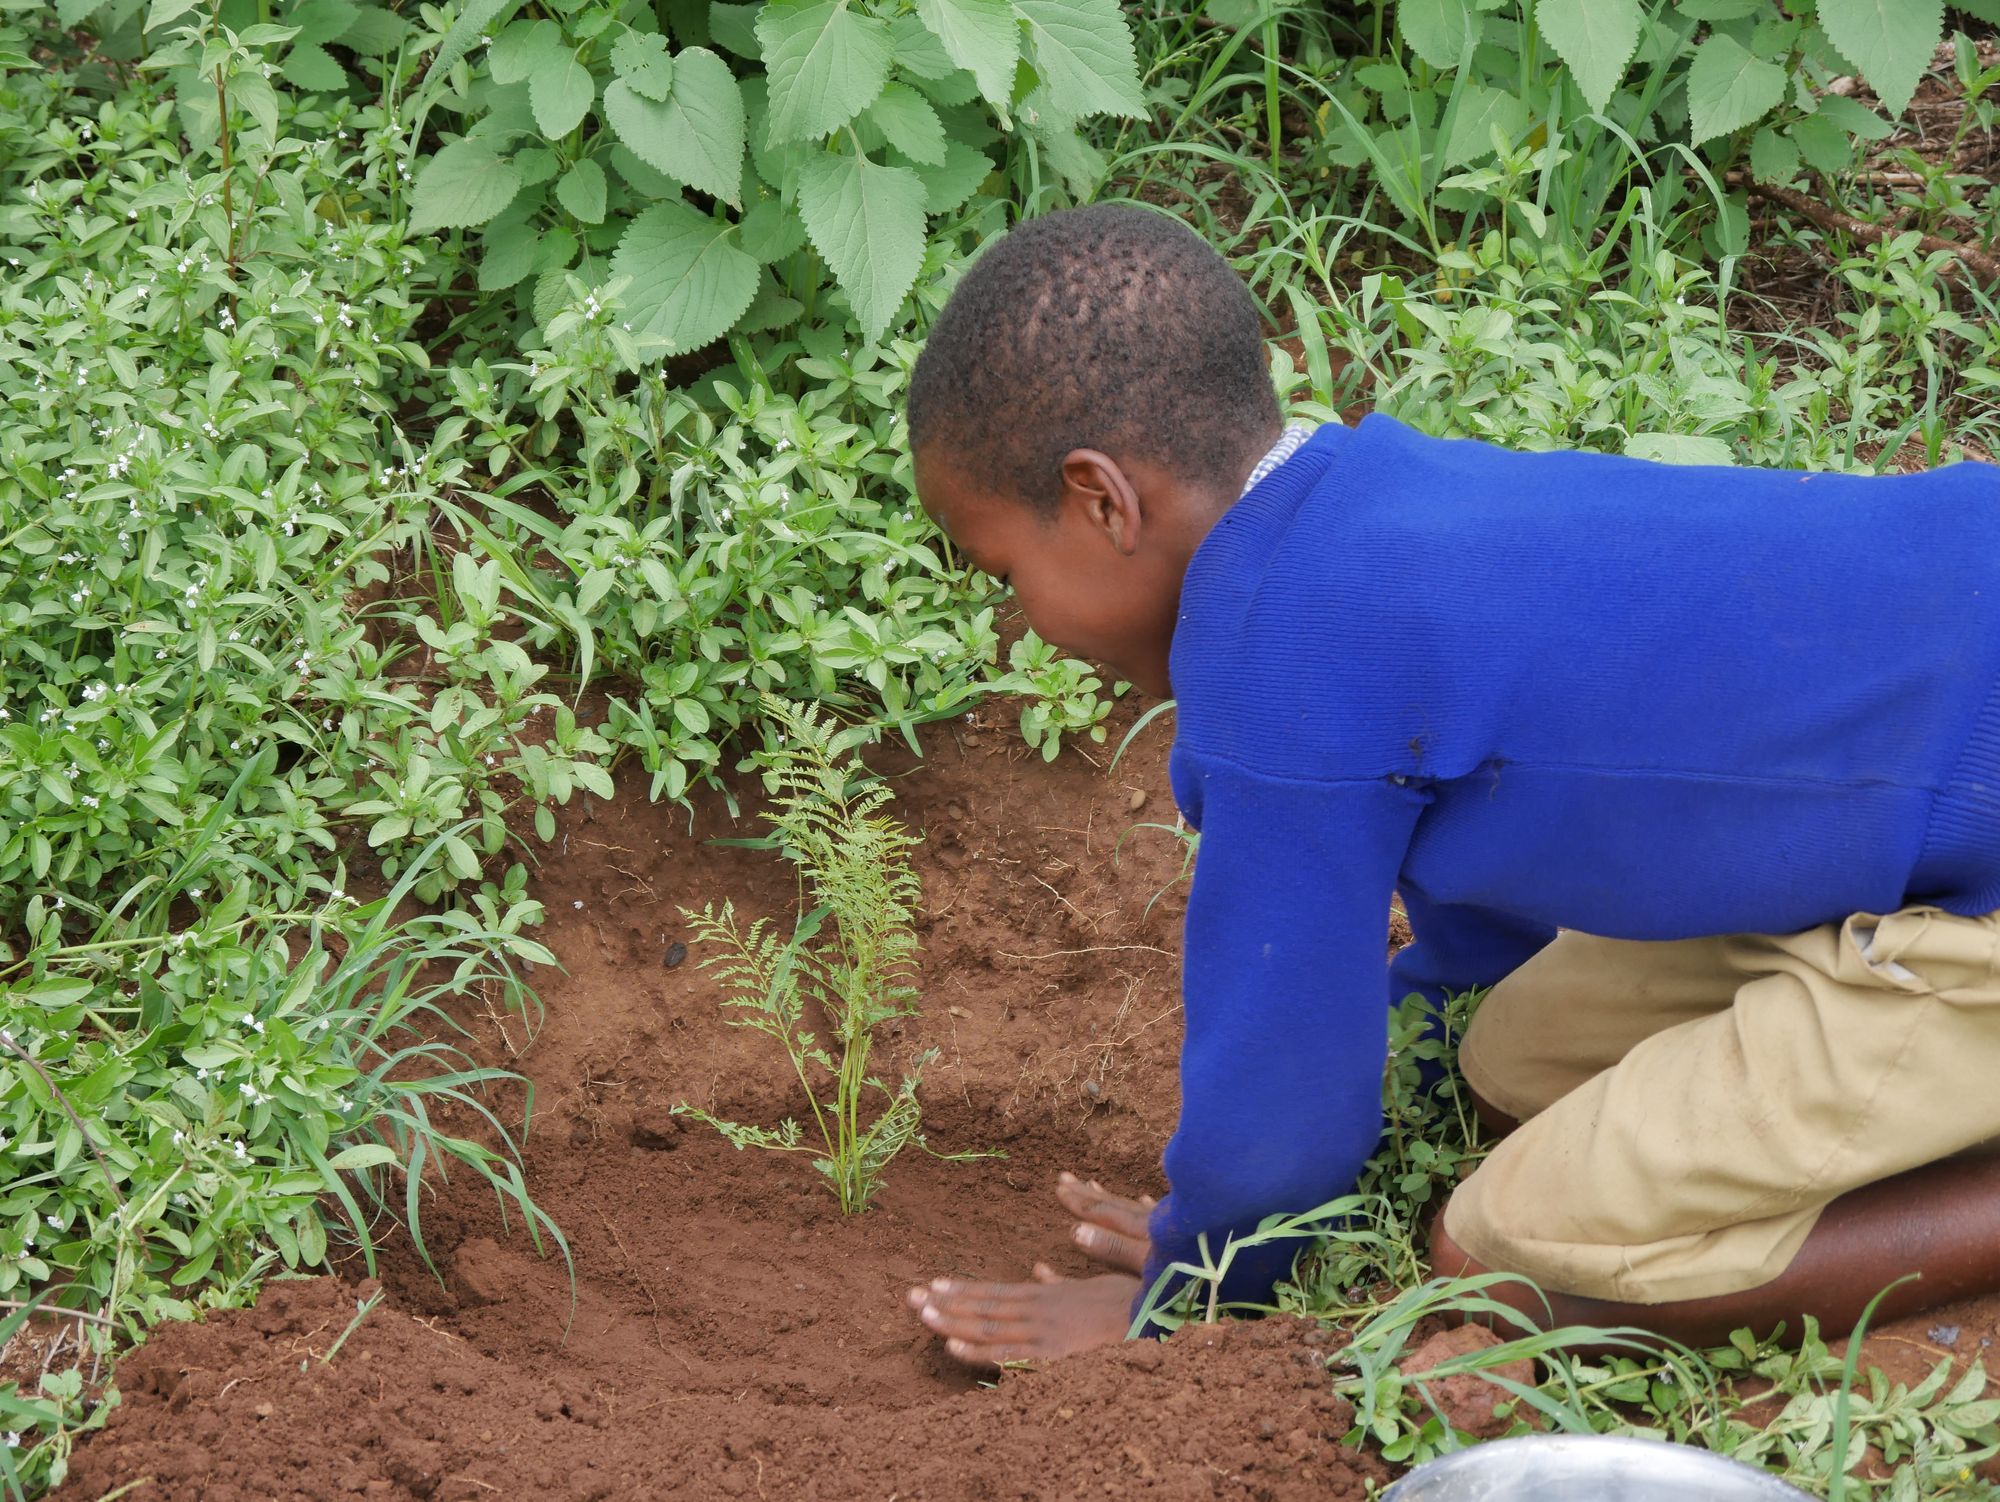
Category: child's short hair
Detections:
[{"x1": 907, "y1": 203, "x2": 1279, "y2": 515}]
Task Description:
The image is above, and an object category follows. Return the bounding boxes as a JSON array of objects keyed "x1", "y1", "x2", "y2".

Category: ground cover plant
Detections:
[{"x1": 5, "y1": 0, "x2": 2000, "y2": 1497}]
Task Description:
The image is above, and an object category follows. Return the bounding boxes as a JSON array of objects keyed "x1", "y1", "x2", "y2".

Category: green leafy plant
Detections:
[
  {"x1": 399, "y1": 0, "x2": 1144, "y2": 355},
  {"x1": 991, "y1": 629, "x2": 1114, "y2": 761},
  {"x1": 675, "y1": 698, "x2": 962, "y2": 1212}
]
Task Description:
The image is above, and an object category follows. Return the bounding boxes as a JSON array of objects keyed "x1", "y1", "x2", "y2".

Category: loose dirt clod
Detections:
[{"x1": 1396, "y1": 1324, "x2": 1536, "y2": 1440}]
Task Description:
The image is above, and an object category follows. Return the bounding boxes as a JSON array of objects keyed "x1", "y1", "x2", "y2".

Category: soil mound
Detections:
[{"x1": 64, "y1": 1276, "x2": 1385, "y2": 1501}]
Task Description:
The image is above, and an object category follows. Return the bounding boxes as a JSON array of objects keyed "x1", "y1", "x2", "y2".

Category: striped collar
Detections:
[{"x1": 1242, "y1": 420, "x2": 1320, "y2": 496}]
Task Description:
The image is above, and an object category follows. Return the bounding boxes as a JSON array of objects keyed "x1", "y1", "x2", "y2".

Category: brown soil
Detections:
[
  {"x1": 54, "y1": 703, "x2": 1393, "y2": 1501},
  {"x1": 49, "y1": 701, "x2": 2000, "y2": 1500}
]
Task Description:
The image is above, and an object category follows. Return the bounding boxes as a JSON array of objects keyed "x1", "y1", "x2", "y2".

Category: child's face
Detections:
[{"x1": 914, "y1": 444, "x2": 1188, "y2": 700}]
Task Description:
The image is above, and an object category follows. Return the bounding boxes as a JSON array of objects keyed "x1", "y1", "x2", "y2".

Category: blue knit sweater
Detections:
[{"x1": 1140, "y1": 414, "x2": 2000, "y2": 1320}]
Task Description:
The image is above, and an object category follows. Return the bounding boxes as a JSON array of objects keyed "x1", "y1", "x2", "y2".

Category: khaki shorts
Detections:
[{"x1": 1443, "y1": 906, "x2": 2000, "y2": 1304}]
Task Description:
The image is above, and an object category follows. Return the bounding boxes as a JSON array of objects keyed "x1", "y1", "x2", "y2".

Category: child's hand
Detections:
[
  {"x1": 1055, "y1": 1171, "x2": 1155, "y2": 1273},
  {"x1": 905, "y1": 1172, "x2": 1157, "y2": 1367}
]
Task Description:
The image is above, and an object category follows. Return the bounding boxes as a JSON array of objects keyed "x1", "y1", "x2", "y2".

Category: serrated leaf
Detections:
[
  {"x1": 488, "y1": 18, "x2": 558, "y2": 85},
  {"x1": 612, "y1": 28, "x2": 677, "y2": 99},
  {"x1": 426, "y1": 0, "x2": 516, "y2": 81},
  {"x1": 611, "y1": 141, "x2": 682, "y2": 197},
  {"x1": 757, "y1": 0, "x2": 895, "y2": 143},
  {"x1": 866, "y1": 82, "x2": 947, "y2": 164},
  {"x1": 1625, "y1": 433, "x2": 1735, "y2": 466},
  {"x1": 555, "y1": 158, "x2": 608, "y2": 221},
  {"x1": 1397, "y1": 0, "x2": 1474, "y2": 71},
  {"x1": 738, "y1": 196, "x2": 807, "y2": 261},
  {"x1": 340, "y1": 6, "x2": 409, "y2": 54},
  {"x1": 796, "y1": 148, "x2": 926, "y2": 339},
  {"x1": 1685, "y1": 32, "x2": 1787, "y2": 146},
  {"x1": 913, "y1": 0, "x2": 1018, "y2": 110},
  {"x1": 914, "y1": 137, "x2": 994, "y2": 213},
  {"x1": 409, "y1": 137, "x2": 523, "y2": 231},
  {"x1": 281, "y1": 40, "x2": 349, "y2": 91},
  {"x1": 478, "y1": 216, "x2": 541, "y2": 289},
  {"x1": 1817, "y1": 0, "x2": 1942, "y2": 117},
  {"x1": 710, "y1": 0, "x2": 762, "y2": 57},
  {"x1": 1789, "y1": 110, "x2": 1856, "y2": 175},
  {"x1": 290, "y1": 0, "x2": 359, "y2": 46},
  {"x1": 1749, "y1": 123, "x2": 1800, "y2": 183},
  {"x1": 530, "y1": 46, "x2": 596, "y2": 136},
  {"x1": 1014, "y1": 0, "x2": 1143, "y2": 121},
  {"x1": 1536, "y1": 0, "x2": 1641, "y2": 115},
  {"x1": 604, "y1": 49, "x2": 745, "y2": 206},
  {"x1": 611, "y1": 200, "x2": 760, "y2": 355},
  {"x1": 146, "y1": 0, "x2": 200, "y2": 30},
  {"x1": 1814, "y1": 91, "x2": 1894, "y2": 141},
  {"x1": 890, "y1": 13, "x2": 960, "y2": 80}
]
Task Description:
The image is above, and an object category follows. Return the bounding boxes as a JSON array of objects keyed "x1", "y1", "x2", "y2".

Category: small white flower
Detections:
[{"x1": 572, "y1": 899, "x2": 584, "y2": 909}]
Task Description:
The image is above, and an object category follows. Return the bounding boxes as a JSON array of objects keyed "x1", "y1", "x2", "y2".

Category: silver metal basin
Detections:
[{"x1": 1383, "y1": 1435, "x2": 1814, "y2": 1500}]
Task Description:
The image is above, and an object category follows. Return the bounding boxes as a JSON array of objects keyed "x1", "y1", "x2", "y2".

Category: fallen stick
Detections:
[{"x1": 1743, "y1": 177, "x2": 2000, "y2": 284}]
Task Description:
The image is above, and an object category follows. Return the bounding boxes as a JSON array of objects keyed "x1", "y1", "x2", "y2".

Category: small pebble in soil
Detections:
[
  {"x1": 1931, "y1": 1324, "x2": 1962, "y2": 1347},
  {"x1": 1127, "y1": 788, "x2": 1147, "y2": 812},
  {"x1": 663, "y1": 941, "x2": 687, "y2": 969}
]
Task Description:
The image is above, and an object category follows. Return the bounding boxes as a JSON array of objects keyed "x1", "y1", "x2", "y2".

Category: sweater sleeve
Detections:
[
  {"x1": 1136, "y1": 753, "x2": 1424, "y2": 1331},
  {"x1": 1387, "y1": 889, "x2": 1555, "y2": 1018}
]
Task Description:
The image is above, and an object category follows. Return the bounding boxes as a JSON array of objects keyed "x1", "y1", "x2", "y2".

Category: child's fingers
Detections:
[
  {"x1": 917, "y1": 1299, "x2": 1038, "y2": 1346},
  {"x1": 1072, "y1": 1221, "x2": 1148, "y2": 1274}
]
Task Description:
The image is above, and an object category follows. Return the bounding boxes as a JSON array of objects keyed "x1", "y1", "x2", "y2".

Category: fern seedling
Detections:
[{"x1": 674, "y1": 700, "x2": 949, "y2": 1213}]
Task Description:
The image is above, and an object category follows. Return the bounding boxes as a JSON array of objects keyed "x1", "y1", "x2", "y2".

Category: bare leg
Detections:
[{"x1": 1438, "y1": 1092, "x2": 2000, "y2": 1347}]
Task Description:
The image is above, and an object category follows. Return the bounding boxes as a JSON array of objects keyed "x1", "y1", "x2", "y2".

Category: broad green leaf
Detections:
[
  {"x1": 795, "y1": 148, "x2": 926, "y2": 339},
  {"x1": 1441, "y1": 80, "x2": 1530, "y2": 168},
  {"x1": 1789, "y1": 110, "x2": 1856, "y2": 175},
  {"x1": 146, "y1": 0, "x2": 200, "y2": 30},
  {"x1": 611, "y1": 142, "x2": 682, "y2": 197},
  {"x1": 914, "y1": 138, "x2": 994, "y2": 213},
  {"x1": 665, "y1": 0, "x2": 710, "y2": 44},
  {"x1": 409, "y1": 138, "x2": 522, "y2": 231},
  {"x1": 1625, "y1": 433, "x2": 1735, "y2": 466},
  {"x1": 611, "y1": 200, "x2": 760, "y2": 355},
  {"x1": 1397, "y1": 0, "x2": 1474, "y2": 71},
  {"x1": 488, "y1": 18, "x2": 559, "y2": 85},
  {"x1": 340, "y1": 6, "x2": 409, "y2": 53},
  {"x1": 530, "y1": 47, "x2": 596, "y2": 136},
  {"x1": 757, "y1": 0, "x2": 895, "y2": 142},
  {"x1": 913, "y1": 0, "x2": 1018, "y2": 111},
  {"x1": 1684, "y1": 32, "x2": 1786, "y2": 146},
  {"x1": 866, "y1": 82, "x2": 947, "y2": 165},
  {"x1": 555, "y1": 158, "x2": 608, "y2": 222},
  {"x1": 1817, "y1": 0, "x2": 1942, "y2": 117},
  {"x1": 738, "y1": 196, "x2": 807, "y2": 261},
  {"x1": 603, "y1": 49, "x2": 745, "y2": 206},
  {"x1": 289, "y1": 0, "x2": 359, "y2": 46},
  {"x1": 710, "y1": 0, "x2": 763, "y2": 57},
  {"x1": 1535, "y1": 0, "x2": 1641, "y2": 115},
  {"x1": 1815, "y1": 92, "x2": 1894, "y2": 141},
  {"x1": 426, "y1": 0, "x2": 516, "y2": 80},
  {"x1": 1013, "y1": 0, "x2": 1143, "y2": 120},
  {"x1": 890, "y1": 13, "x2": 961, "y2": 80},
  {"x1": 281, "y1": 40, "x2": 349, "y2": 92},
  {"x1": 611, "y1": 28, "x2": 677, "y2": 100},
  {"x1": 1748, "y1": 124, "x2": 1800, "y2": 183},
  {"x1": 479, "y1": 216, "x2": 542, "y2": 289}
]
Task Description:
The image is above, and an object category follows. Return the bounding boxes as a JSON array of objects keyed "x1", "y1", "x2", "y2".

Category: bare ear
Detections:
[{"x1": 1056, "y1": 449, "x2": 1142, "y2": 555}]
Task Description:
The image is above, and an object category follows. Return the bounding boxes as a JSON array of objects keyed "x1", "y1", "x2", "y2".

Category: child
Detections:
[{"x1": 900, "y1": 203, "x2": 2000, "y2": 1369}]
